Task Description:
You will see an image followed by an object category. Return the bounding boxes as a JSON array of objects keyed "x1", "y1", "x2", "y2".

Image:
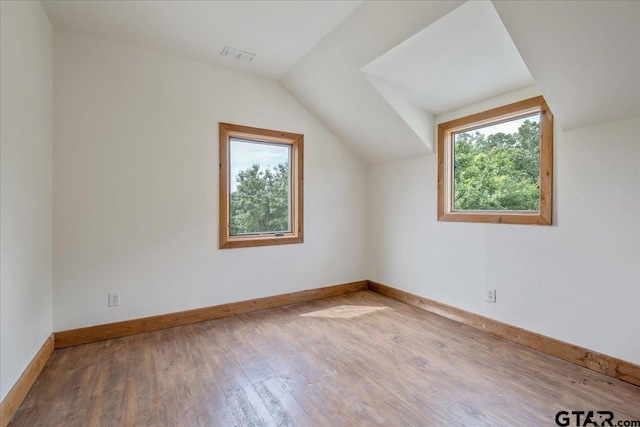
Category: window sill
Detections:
[
  {"x1": 438, "y1": 211, "x2": 551, "y2": 225},
  {"x1": 220, "y1": 232, "x2": 303, "y2": 249}
]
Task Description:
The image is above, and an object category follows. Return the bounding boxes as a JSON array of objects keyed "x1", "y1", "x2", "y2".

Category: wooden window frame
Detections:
[
  {"x1": 437, "y1": 96, "x2": 553, "y2": 225},
  {"x1": 219, "y1": 123, "x2": 304, "y2": 249}
]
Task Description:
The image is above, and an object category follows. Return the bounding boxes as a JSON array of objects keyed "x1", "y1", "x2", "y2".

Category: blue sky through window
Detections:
[{"x1": 472, "y1": 114, "x2": 539, "y2": 138}]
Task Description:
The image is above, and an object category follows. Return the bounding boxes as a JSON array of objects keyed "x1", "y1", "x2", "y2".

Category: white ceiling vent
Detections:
[{"x1": 220, "y1": 46, "x2": 255, "y2": 62}]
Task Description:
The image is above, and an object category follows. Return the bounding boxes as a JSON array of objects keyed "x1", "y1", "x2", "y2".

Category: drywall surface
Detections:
[
  {"x1": 281, "y1": 1, "x2": 464, "y2": 164},
  {"x1": 367, "y1": 115, "x2": 640, "y2": 364},
  {"x1": 53, "y1": 31, "x2": 367, "y2": 331},
  {"x1": 0, "y1": 1, "x2": 53, "y2": 401}
]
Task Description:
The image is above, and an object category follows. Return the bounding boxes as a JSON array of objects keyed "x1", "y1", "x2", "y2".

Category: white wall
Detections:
[
  {"x1": 53, "y1": 31, "x2": 367, "y2": 331},
  {"x1": 368, "y1": 105, "x2": 640, "y2": 364},
  {"x1": 0, "y1": 1, "x2": 53, "y2": 401}
]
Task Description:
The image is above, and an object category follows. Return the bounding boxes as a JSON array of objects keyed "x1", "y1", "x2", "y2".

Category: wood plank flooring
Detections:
[{"x1": 10, "y1": 291, "x2": 640, "y2": 426}]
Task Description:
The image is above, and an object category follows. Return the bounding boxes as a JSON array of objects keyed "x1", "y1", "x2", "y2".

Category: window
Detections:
[
  {"x1": 219, "y1": 123, "x2": 303, "y2": 248},
  {"x1": 438, "y1": 96, "x2": 553, "y2": 225}
]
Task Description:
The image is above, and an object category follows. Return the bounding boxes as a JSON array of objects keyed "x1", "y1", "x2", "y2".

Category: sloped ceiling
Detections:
[
  {"x1": 282, "y1": 0, "x2": 640, "y2": 163},
  {"x1": 493, "y1": 0, "x2": 640, "y2": 131},
  {"x1": 280, "y1": 1, "x2": 465, "y2": 164},
  {"x1": 361, "y1": 1, "x2": 535, "y2": 116},
  {"x1": 43, "y1": 0, "x2": 640, "y2": 164},
  {"x1": 41, "y1": 0, "x2": 362, "y2": 79}
]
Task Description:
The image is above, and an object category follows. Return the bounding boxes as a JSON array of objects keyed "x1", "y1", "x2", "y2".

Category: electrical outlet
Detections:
[
  {"x1": 108, "y1": 292, "x2": 120, "y2": 307},
  {"x1": 485, "y1": 289, "x2": 496, "y2": 303}
]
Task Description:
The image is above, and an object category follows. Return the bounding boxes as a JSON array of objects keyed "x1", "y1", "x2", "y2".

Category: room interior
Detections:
[{"x1": 1, "y1": 0, "x2": 639, "y2": 425}]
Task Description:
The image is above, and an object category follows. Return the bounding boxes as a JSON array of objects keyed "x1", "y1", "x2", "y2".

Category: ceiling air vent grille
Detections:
[{"x1": 220, "y1": 46, "x2": 255, "y2": 62}]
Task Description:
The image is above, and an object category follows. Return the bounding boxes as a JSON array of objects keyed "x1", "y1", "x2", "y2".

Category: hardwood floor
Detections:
[{"x1": 10, "y1": 291, "x2": 640, "y2": 426}]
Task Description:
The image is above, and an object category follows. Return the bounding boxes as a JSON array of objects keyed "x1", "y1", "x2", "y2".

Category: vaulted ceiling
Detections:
[
  {"x1": 42, "y1": 0, "x2": 640, "y2": 164},
  {"x1": 41, "y1": 0, "x2": 362, "y2": 79},
  {"x1": 493, "y1": 0, "x2": 640, "y2": 131}
]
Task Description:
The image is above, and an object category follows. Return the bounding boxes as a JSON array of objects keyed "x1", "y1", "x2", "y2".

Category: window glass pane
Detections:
[
  {"x1": 229, "y1": 138, "x2": 291, "y2": 235},
  {"x1": 452, "y1": 114, "x2": 541, "y2": 212}
]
